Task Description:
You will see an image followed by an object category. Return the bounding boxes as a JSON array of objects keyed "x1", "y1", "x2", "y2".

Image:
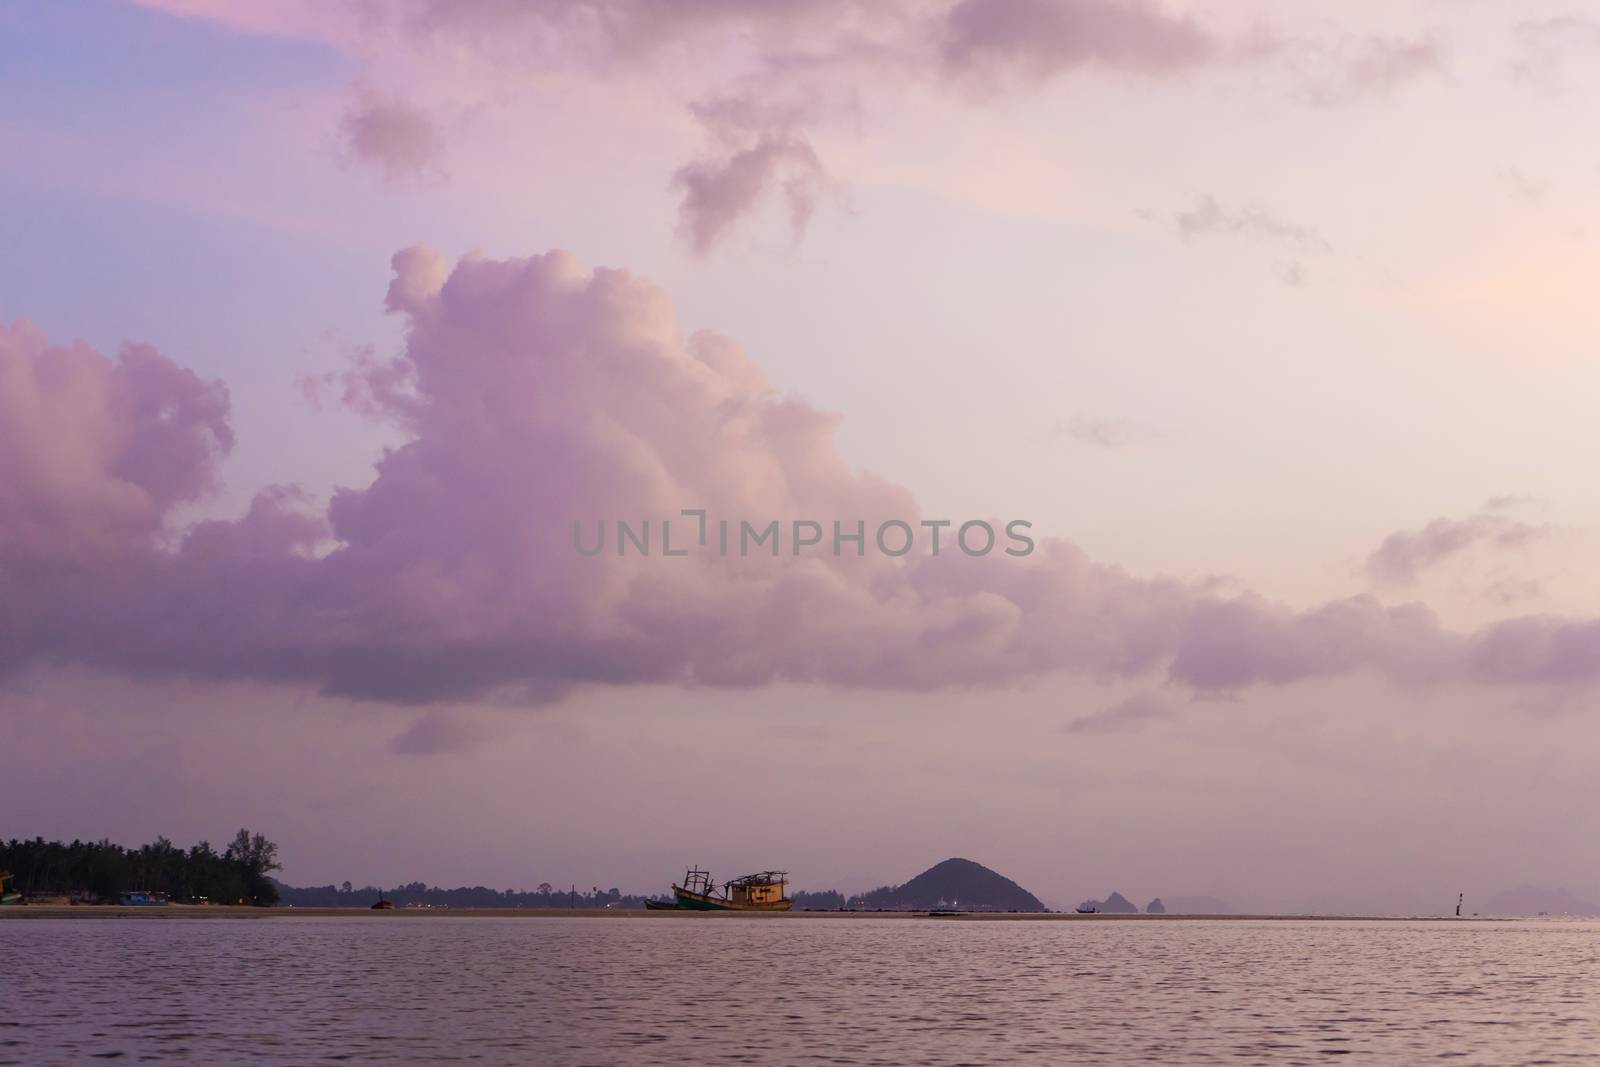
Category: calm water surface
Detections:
[{"x1": 2, "y1": 917, "x2": 1597, "y2": 1064}]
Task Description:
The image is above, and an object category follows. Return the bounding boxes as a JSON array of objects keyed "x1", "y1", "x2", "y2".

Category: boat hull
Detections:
[{"x1": 672, "y1": 886, "x2": 792, "y2": 911}]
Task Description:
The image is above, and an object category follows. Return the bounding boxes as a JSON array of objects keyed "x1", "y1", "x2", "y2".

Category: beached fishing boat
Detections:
[{"x1": 670, "y1": 868, "x2": 791, "y2": 911}]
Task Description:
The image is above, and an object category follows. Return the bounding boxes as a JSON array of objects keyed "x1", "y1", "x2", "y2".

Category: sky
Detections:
[{"x1": 3, "y1": 0, "x2": 1600, "y2": 914}]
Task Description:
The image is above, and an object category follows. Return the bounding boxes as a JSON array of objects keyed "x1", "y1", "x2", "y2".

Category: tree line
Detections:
[
  {"x1": 791, "y1": 889, "x2": 846, "y2": 909},
  {"x1": 277, "y1": 881, "x2": 650, "y2": 908},
  {"x1": 0, "y1": 830, "x2": 281, "y2": 905},
  {"x1": 0, "y1": 833, "x2": 853, "y2": 910},
  {"x1": 278, "y1": 883, "x2": 850, "y2": 909}
]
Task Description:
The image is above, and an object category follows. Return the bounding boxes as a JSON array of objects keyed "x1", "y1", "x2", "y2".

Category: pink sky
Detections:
[{"x1": 3, "y1": 0, "x2": 1599, "y2": 912}]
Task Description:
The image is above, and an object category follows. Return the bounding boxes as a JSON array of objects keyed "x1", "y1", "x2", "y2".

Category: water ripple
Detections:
[{"x1": 1, "y1": 918, "x2": 1597, "y2": 1064}]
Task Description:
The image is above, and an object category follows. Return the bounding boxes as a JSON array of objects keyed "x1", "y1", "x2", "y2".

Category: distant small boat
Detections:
[
  {"x1": 1075, "y1": 905, "x2": 1098, "y2": 914},
  {"x1": 668, "y1": 868, "x2": 792, "y2": 911},
  {"x1": 0, "y1": 869, "x2": 21, "y2": 906},
  {"x1": 371, "y1": 897, "x2": 396, "y2": 910},
  {"x1": 643, "y1": 899, "x2": 676, "y2": 910}
]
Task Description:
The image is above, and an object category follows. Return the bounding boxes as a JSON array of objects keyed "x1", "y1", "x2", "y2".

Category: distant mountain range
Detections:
[
  {"x1": 849, "y1": 858, "x2": 1047, "y2": 912},
  {"x1": 1483, "y1": 886, "x2": 1600, "y2": 917},
  {"x1": 1078, "y1": 891, "x2": 1139, "y2": 913},
  {"x1": 1073, "y1": 892, "x2": 1232, "y2": 914}
]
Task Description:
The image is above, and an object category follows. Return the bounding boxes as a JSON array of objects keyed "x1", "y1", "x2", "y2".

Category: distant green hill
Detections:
[{"x1": 851, "y1": 858, "x2": 1047, "y2": 912}]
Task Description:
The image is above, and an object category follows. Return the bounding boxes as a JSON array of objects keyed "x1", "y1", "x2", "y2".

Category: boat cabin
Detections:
[{"x1": 726, "y1": 872, "x2": 788, "y2": 906}]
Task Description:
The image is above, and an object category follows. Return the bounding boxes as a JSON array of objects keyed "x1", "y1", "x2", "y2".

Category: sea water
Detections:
[{"x1": 2, "y1": 916, "x2": 1597, "y2": 1064}]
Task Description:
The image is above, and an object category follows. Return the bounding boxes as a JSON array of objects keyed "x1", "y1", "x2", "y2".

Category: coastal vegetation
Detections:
[
  {"x1": 791, "y1": 889, "x2": 846, "y2": 909},
  {"x1": 1, "y1": 841, "x2": 1208, "y2": 916},
  {"x1": 0, "y1": 831, "x2": 282, "y2": 905},
  {"x1": 274, "y1": 881, "x2": 654, "y2": 909},
  {"x1": 279, "y1": 858, "x2": 1046, "y2": 912},
  {"x1": 279, "y1": 881, "x2": 848, "y2": 910}
]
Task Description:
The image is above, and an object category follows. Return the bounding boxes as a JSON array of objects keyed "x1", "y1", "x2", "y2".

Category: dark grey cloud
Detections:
[
  {"x1": 340, "y1": 93, "x2": 444, "y2": 182},
  {"x1": 939, "y1": 0, "x2": 1216, "y2": 83}
]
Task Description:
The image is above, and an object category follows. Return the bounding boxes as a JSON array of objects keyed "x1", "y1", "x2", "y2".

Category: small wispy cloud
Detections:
[
  {"x1": 389, "y1": 709, "x2": 494, "y2": 756},
  {"x1": 1053, "y1": 415, "x2": 1158, "y2": 449},
  {"x1": 1169, "y1": 195, "x2": 1330, "y2": 249},
  {"x1": 1484, "y1": 494, "x2": 1540, "y2": 512},
  {"x1": 1481, "y1": 577, "x2": 1545, "y2": 607},
  {"x1": 1283, "y1": 31, "x2": 1443, "y2": 106},
  {"x1": 1512, "y1": 17, "x2": 1600, "y2": 85},
  {"x1": 1139, "y1": 195, "x2": 1329, "y2": 285},
  {"x1": 1498, "y1": 168, "x2": 1550, "y2": 204},
  {"x1": 1366, "y1": 502, "x2": 1550, "y2": 586},
  {"x1": 672, "y1": 95, "x2": 829, "y2": 257},
  {"x1": 1064, "y1": 693, "x2": 1176, "y2": 735},
  {"x1": 1330, "y1": 34, "x2": 1441, "y2": 99}
]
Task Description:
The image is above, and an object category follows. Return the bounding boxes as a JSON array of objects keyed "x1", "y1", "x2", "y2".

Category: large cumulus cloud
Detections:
[
  {"x1": 0, "y1": 321, "x2": 235, "y2": 676},
  {"x1": 223, "y1": 246, "x2": 1196, "y2": 700},
  {"x1": 5, "y1": 249, "x2": 1599, "y2": 704},
  {"x1": 0, "y1": 321, "x2": 231, "y2": 565}
]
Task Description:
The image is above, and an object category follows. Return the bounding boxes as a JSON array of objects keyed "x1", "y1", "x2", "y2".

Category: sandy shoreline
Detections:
[{"x1": 0, "y1": 905, "x2": 1491, "y2": 921}]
